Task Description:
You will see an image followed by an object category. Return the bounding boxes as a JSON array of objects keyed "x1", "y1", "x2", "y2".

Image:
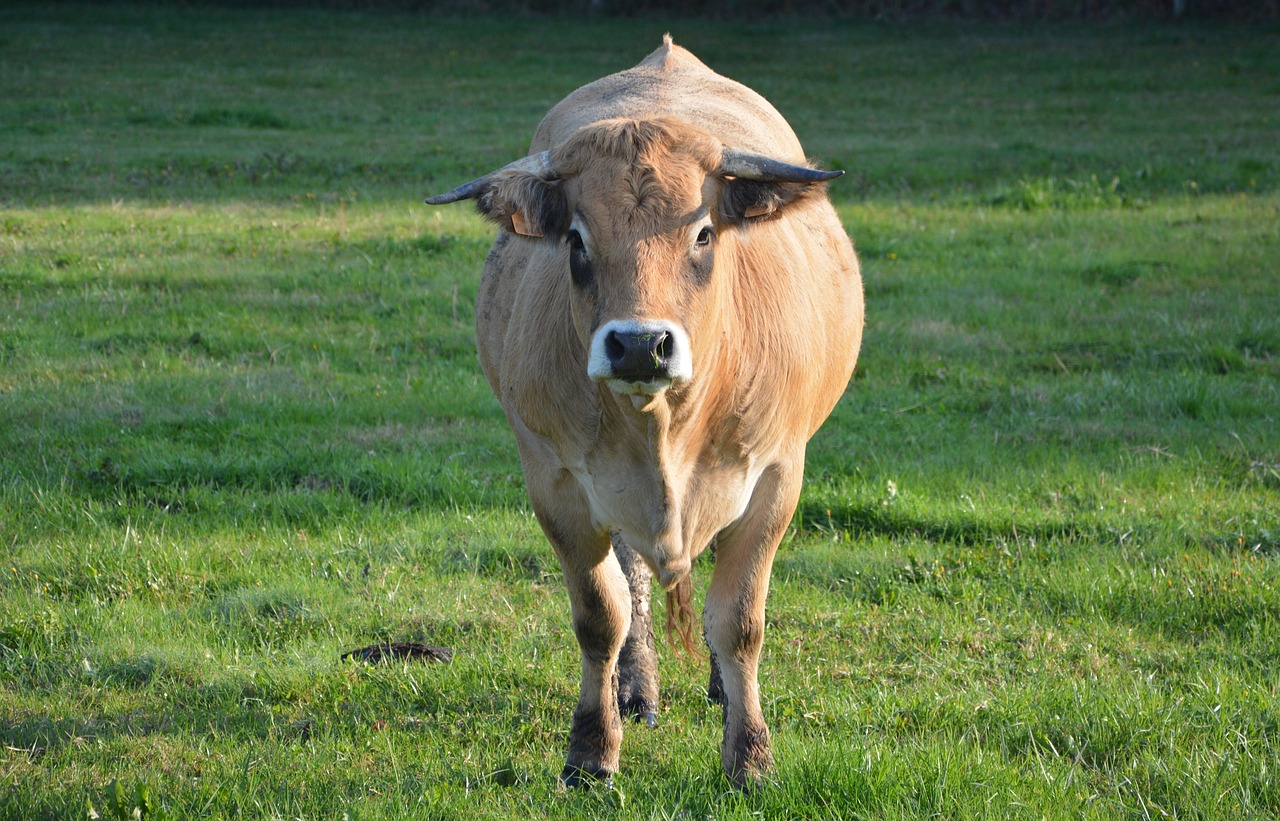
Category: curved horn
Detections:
[
  {"x1": 717, "y1": 148, "x2": 843, "y2": 184},
  {"x1": 425, "y1": 150, "x2": 555, "y2": 205}
]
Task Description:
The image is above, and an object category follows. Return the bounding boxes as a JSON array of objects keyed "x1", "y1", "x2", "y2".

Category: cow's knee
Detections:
[
  {"x1": 565, "y1": 553, "x2": 632, "y2": 662},
  {"x1": 704, "y1": 598, "x2": 764, "y2": 667}
]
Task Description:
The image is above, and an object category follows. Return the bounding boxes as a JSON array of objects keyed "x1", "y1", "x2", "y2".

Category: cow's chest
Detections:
[{"x1": 565, "y1": 442, "x2": 765, "y2": 571}]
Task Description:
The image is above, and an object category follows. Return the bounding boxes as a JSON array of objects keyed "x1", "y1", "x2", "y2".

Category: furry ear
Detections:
[
  {"x1": 474, "y1": 172, "x2": 567, "y2": 238},
  {"x1": 717, "y1": 177, "x2": 823, "y2": 225}
]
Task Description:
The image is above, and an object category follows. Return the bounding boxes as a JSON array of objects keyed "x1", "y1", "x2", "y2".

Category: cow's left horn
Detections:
[
  {"x1": 717, "y1": 149, "x2": 843, "y2": 184},
  {"x1": 426, "y1": 150, "x2": 555, "y2": 205}
]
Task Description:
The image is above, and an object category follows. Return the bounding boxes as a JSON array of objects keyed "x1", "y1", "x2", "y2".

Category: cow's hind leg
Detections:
[
  {"x1": 612, "y1": 534, "x2": 660, "y2": 727},
  {"x1": 703, "y1": 461, "x2": 803, "y2": 788}
]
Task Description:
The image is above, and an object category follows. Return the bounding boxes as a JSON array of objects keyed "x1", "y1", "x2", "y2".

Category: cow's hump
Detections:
[{"x1": 530, "y1": 37, "x2": 805, "y2": 162}]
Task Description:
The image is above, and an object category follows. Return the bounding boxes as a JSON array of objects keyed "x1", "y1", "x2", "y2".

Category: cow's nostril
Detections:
[
  {"x1": 654, "y1": 332, "x2": 672, "y2": 362},
  {"x1": 605, "y1": 331, "x2": 627, "y2": 365}
]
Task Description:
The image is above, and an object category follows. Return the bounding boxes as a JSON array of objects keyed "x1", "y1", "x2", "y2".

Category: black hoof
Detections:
[
  {"x1": 560, "y1": 763, "x2": 614, "y2": 790},
  {"x1": 619, "y1": 692, "x2": 659, "y2": 722},
  {"x1": 621, "y1": 697, "x2": 658, "y2": 727}
]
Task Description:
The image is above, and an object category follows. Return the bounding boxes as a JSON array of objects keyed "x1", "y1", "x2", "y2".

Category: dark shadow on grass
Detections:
[
  {"x1": 795, "y1": 497, "x2": 1085, "y2": 549},
  {"x1": 0, "y1": 689, "x2": 283, "y2": 758},
  {"x1": 438, "y1": 545, "x2": 555, "y2": 582}
]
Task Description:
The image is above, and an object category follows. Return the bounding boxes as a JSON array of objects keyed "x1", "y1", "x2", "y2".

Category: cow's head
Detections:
[{"x1": 427, "y1": 118, "x2": 840, "y2": 400}]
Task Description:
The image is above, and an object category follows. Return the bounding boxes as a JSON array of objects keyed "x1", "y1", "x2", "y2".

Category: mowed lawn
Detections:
[{"x1": 2, "y1": 4, "x2": 1279, "y2": 819}]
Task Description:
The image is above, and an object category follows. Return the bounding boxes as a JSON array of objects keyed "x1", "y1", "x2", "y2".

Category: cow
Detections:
[{"x1": 426, "y1": 35, "x2": 863, "y2": 788}]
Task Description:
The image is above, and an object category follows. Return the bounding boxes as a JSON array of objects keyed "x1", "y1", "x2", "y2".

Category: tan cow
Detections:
[{"x1": 427, "y1": 36, "x2": 863, "y2": 787}]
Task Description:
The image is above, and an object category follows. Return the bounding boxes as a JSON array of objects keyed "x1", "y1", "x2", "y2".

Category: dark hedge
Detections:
[{"x1": 62, "y1": 0, "x2": 1280, "y2": 20}]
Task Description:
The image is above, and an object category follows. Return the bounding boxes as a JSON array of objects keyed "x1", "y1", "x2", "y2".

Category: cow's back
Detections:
[{"x1": 530, "y1": 37, "x2": 805, "y2": 163}]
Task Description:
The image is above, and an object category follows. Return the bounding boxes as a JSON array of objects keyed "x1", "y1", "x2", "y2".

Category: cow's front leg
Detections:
[
  {"x1": 703, "y1": 461, "x2": 803, "y2": 787},
  {"x1": 547, "y1": 520, "x2": 632, "y2": 788},
  {"x1": 612, "y1": 534, "x2": 660, "y2": 727}
]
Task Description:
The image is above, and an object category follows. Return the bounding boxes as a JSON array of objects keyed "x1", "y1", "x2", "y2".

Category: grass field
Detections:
[{"x1": 2, "y1": 4, "x2": 1279, "y2": 818}]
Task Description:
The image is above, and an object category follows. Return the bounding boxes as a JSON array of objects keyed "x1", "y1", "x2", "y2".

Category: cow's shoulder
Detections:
[{"x1": 477, "y1": 234, "x2": 601, "y2": 445}]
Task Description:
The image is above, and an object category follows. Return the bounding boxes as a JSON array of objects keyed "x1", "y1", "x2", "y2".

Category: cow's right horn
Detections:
[
  {"x1": 717, "y1": 149, "x2": 843, "y2": 184},
  {"x1": 425, "y1": 151, "x2": 555, "y2": 205}
]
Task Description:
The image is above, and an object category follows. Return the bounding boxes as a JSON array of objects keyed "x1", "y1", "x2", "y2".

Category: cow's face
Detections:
[
  {"x1": 429, "y1": 118, "x2": 839, "y2": 401},
  {"x1": 554, "y1": 121, "x2": 720, "y2": 398}
]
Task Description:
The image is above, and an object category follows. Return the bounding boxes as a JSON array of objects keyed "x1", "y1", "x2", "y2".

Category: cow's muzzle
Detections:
[{"x1": 588, "y1": 319, "x2": 692, "y2": 395}]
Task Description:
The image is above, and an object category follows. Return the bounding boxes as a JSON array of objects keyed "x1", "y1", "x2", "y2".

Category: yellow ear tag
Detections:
[{"x1": 511, "y1": 209, "x2": 543, "y2": 238}]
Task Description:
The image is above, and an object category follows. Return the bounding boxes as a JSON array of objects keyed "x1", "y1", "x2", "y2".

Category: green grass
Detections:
[{"x1": 2, "y1": 4, "x2": 1278, "y2": 819}]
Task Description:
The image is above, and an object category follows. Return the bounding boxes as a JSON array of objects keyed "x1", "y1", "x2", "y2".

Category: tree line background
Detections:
[{"x1": 77, "y1": 0, "x2": 1280, "y2": 20}]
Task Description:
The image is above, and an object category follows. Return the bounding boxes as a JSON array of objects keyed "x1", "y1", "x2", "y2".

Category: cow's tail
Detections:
[{"x1": 664, "y1": 574, "x2": 700, "y2": 659}]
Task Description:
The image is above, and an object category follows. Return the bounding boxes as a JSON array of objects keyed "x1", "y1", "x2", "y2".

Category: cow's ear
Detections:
[
  {"x1": 474, "y1": 172, "x2": 567, "y2": 239},
  {"x1": 717, "y1": 177, "x2": 824, "y2": 224}
]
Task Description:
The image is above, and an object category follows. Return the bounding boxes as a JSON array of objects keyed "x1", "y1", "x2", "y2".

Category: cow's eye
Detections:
[
  {"x1": 566, "y1": 229, "x2": 593, "y2": 288},
  {"x1": 695, "y1": 226, "x2": 715, "y2": 247}
]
